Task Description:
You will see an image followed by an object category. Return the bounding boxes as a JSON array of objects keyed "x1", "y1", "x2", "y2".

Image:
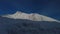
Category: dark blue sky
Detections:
[{"x1": 0, "y1": 0, "x2": 60, "y2": 20}]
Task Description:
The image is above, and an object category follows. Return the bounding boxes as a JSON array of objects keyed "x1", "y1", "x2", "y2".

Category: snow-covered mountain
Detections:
[
  {"x1": 1, "y1": 11, "x2": 60, "y2": 22},
  {"x1": 0, "y1": 16, "x2": 60, "y2": 34},
  {"x1": 0, "y1": 11, "x2": 60, "y2": 34}
]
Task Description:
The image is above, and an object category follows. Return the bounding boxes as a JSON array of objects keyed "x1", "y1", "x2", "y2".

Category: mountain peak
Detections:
[
  {"x1": 15, "y1": 11, "x2": 22, "y2": 14},
  {"x1": 1, "y1": 11, "x2": 60, "y2": 22}
]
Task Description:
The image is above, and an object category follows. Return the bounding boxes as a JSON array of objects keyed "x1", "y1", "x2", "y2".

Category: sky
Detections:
[{"x1": 0, "y1": 0, "x2": 60, "y2": 20}]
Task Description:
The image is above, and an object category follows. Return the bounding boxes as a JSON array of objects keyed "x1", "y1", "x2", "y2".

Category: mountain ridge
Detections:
[{"x1": 1, "y1": 11, "x2": 60, "y2": 22}]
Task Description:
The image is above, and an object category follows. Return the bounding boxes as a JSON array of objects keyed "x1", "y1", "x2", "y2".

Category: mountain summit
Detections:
[{"x1": 1, "y1": 11, "x2": 60, "y2": 22}]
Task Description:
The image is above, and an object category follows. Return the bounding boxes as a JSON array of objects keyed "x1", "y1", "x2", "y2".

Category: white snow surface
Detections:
[{"x1": 1, "y1": 11, "x2": 60, "y2": 22}]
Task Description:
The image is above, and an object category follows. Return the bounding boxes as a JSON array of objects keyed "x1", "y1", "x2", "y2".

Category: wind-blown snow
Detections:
[{"x1": 1, "y1": 11, "x2": 60, "y2": 22}]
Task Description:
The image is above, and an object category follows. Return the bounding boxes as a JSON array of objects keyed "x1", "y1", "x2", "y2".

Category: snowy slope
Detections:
[{"x1": 1, "y1": 11, "x2": 60, "y2": 22}]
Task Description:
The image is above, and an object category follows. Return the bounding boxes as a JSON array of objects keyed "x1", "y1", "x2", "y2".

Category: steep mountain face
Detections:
[
  {"x1": 0, "y1": 16, "x2": 60, "y2": 34},
  {"x1": 1, "y1": 11, "x2": 60, "y2": 22}
]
